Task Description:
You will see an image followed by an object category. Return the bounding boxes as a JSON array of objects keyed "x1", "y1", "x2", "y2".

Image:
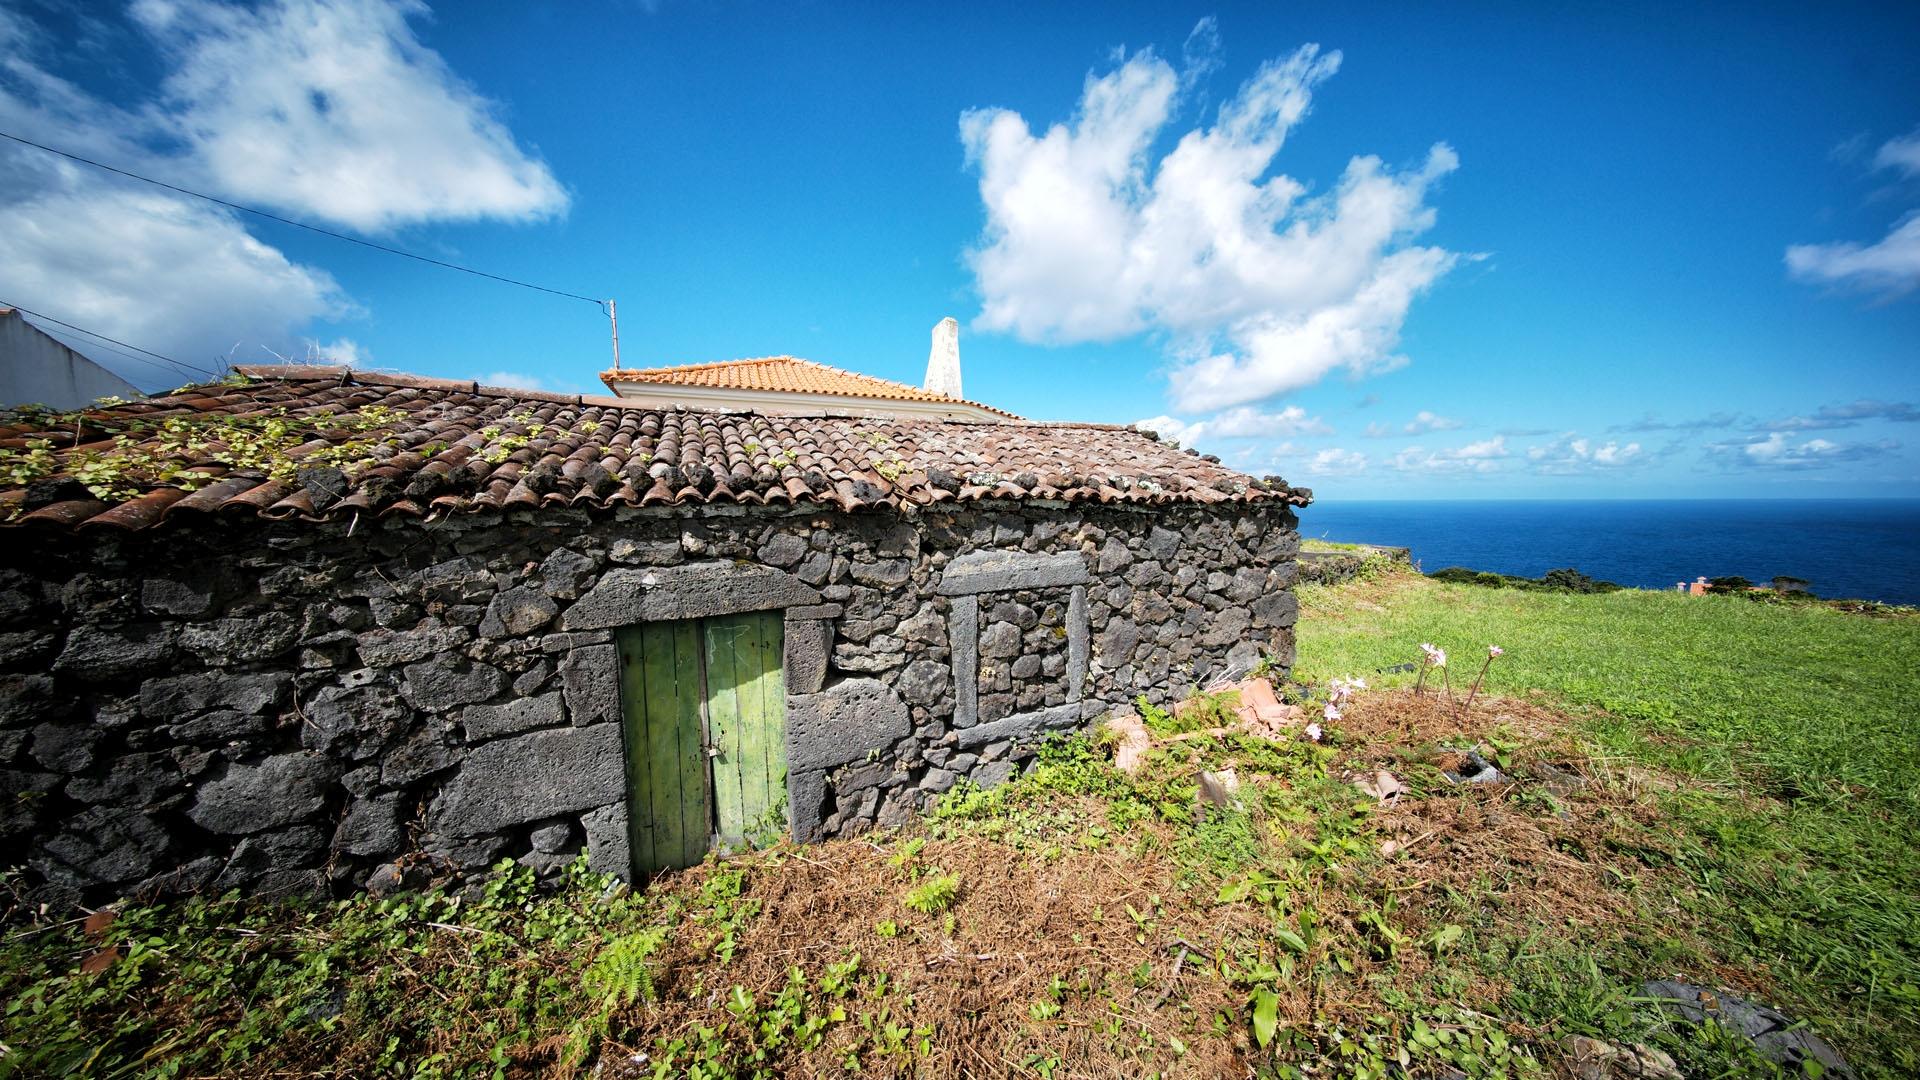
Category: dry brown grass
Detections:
[
  {"x1": 579, "y1": 689, "x2": 1718, "y2": 1078},
  {"x1": 610, "y1": 832, "x2": 1262, "y2": 1077}
]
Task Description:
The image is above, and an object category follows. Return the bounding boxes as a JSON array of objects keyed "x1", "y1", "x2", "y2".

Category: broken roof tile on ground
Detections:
[{"x1": 0, "y1": 365, "x2": 1310, "y2": 531}]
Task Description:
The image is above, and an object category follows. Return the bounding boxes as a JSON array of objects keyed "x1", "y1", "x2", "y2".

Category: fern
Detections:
[
  {"x1": 582, "y1": 927, "x2": 668, "y2": 1006},
  {"x1": 902, "y1": 873, "x2": 960, "y2": 915}
]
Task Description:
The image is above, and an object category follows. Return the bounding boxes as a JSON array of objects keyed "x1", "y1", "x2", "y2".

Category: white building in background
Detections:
[
  {"x1": 599, "y1": 318, "x2": 1014, "y2": 422},
  {"x1": 0, "y1": 308, "x2": 142, "y2": 409}
]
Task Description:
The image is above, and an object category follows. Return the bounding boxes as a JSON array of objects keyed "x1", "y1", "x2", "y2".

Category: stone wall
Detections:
[
  {"x1": 0, "y1": 500, "x2": 1299, "y2": 904},
  {"x1": 1296, "y1": 544, "x2": 1413, "y2": 586}
]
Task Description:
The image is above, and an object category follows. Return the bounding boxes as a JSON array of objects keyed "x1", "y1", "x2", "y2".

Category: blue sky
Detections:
[{"x1": 2, "y1": 1, "x2": 1917, "y2": 499}]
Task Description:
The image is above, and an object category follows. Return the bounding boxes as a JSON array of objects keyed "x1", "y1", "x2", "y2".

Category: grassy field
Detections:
[
  {"x1": 3, "y1": 568, "x2": 1916, "y2": 1078},
  {"x1": 1297, "y1": 568, "x2": 1920, "y2": 1076}
]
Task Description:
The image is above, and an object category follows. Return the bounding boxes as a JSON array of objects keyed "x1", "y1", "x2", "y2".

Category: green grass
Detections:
[
  {"x1": 1298, "y1": 572, "x2": 1920, "y2": 1075},
  {"x1": 1300, "y1": 538, "x2": 1369, "y2": 553},
  {"x1": 8, "y1": 571, "x2": 1918, "y2": 1078}
]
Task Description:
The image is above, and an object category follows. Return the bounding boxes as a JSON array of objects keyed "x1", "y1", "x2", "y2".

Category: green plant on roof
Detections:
[
  {"x1": 0, "y1": 439, "x2": 57, "y2": 487},
  {"x1": 0, "y1": 403, "x2": 409, "y2": 502},
  {"x1": 478, "y1": 430, "x2": 532, "y2": 465}
]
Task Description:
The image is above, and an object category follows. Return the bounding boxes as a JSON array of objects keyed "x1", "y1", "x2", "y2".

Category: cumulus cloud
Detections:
[
  {"x1": 0, "y1": 0, "x2": 566, "y2": 388},
  {"x1": 1762, "y1": 399, "x2": 1920, "y2": 431},
  {"x1": 131, "y1": 0, "x2": 567, "y2": 232},
  {"x1": 1390, "y1": 435, "x2": 1507, "y2": 474},
  {"x1": 1366, "y1": 409, "x2": 1462, "y2": 437},
  {"x1": 1135, "y1": 404, "x2": 1331, "y2": 445},
  {"x1": 0, "y1": 159, "x2": 348, "y2": 380},
  {"x1": 1525, "y1": 433, "x2": 1644, "y2": 474},
  {"x1": 481, "y1": 370, "x2": 548, "y2": 391},
  {"x1": 305, "y1": 337, "x2": 368, "y2": 366},
  {"x1": 1707, "y1": 432, "x2": 1899, "y2": 470},
  {"x1": 961, "y1": 28, "x2": 1461, "y2": 414},
  {"x1": 1787, "y1": 127, "x2": 1920, "y2": 296},
  {"x1": 1402, "y1": 410, "x2": 1463, "y2": 435},
  {"x1": 1305, "y1": 447, "x2": 1368, "y2": 476}
]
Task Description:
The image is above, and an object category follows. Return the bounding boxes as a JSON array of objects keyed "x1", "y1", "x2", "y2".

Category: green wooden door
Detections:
[
  {"x1": 616, "y1": 611, "x2": 787, "y2": 877},
  {"x1": 700, "y1": 611, "x2": 789, "y2": 852}
]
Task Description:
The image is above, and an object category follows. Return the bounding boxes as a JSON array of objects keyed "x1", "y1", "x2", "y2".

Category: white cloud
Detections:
[
  {"x1": 1708, "y1": 432, "x2": 1898, "y2": 470},
  {"x1": 131, "y1": 0, "x2": 568, "y2": 233},
  {"x1": 1134, "y1": 415, "x2": 1196, "y2": 444},
  {"x1": 1135, "y1": 404, "x2": 1331, "y2": 445},
  {"x1": 0, "y1": 159, "x2": 347, "y2": 381},
  {"x1": 1785, "y1": 213, "x2": 1920, "y2": 296},
  {"x1": 306, "y1": 337, "x2": 367, "y2": 366},
  {"x1": 0, "y1": 0, "x2": 565, "y2": 388},
  {"x1": 1875, "y1": 126, "x2": 1920, "y2": 178},
  {"x1": 1402, "y1": 409, "x2": 1462, "y2": 434},
  {"x1": 961, "y1": 29, "x2": 1461, "y2": 414},
  {"x1": 1305, "y1": 447, "x2": 1368, "y2": 476},
  {"x1": 1390, "y1": 435, "x2": 1507, "y2": 474},
  {"x1": 1787, "y1": 127, "x2": 1920, "y2": 296},
  {"x1": 1525, "y1": 433, "x2": 1645, "y2": 474},
  {"x1": 481, "y1": 370, "x2": 547, "y2": 391},
  {"x1": 1367, "y1": 409, "x2": 1462, "y2": 437}
]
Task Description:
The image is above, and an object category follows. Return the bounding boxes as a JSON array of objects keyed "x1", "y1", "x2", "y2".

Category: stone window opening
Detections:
[{"x1": 938, "y1": 550, "x2": 1091, "y2": 750}]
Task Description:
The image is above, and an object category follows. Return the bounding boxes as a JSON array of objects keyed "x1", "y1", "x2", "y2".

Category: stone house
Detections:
[{"x1": 0, "y1": 365, "x2": 1308, "y2": 902}]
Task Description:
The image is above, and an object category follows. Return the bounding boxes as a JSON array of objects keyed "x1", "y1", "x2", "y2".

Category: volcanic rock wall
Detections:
[{"x1": 0, "y1": 501, "x2": 1299, "y2": 904}]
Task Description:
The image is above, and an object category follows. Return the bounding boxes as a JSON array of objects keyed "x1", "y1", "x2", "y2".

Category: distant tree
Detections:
[
  {"x1": 1771, "y1": 575, "x2": 1811, "y2": 594},
  {"x1": 1428, "y1": 567, "x2": 1479, "y2": 584},
  {"x1": 1706, "y1": 576, "x2": 1752, "y2": 594},
  {"x1": 1540, "y1": 567, "x2": 1597, "y2": 593},
  {"x1": 1531, "y1": 568, "x2": 1626, "y2": 594}
]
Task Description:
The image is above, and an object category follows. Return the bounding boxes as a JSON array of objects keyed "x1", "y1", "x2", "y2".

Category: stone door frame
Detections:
[{"x1": 560, "y1": 560, "x2": 838, "y2": 875}]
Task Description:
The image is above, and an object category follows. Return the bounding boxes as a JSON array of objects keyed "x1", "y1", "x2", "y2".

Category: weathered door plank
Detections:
[
  {"x1": 702, "y1": 616, "x2": 747, "y2": 850},
  {"x1": 742, "y1": 611, "x2": 788, "y2": 839},
  {"x1": 616, "y1": 626, "x2": 657, "y2": 875}
]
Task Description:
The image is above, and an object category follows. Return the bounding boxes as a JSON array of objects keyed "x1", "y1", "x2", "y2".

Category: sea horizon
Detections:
[{"x1": 1298, "y1": 497, "x2": 1920, "y2": 606}]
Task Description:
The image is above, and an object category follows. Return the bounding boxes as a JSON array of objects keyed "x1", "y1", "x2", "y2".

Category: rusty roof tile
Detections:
[
  {"x1": 601, "y1": 355, "x2": 1020, "y2": 418},
  {"x1": 0, "y1": 365, "x2": 1309, "y2": 532}
]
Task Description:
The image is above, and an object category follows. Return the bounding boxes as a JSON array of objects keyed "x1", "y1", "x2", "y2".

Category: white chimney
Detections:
[{"x1": 924, "y1": 316, "x2": 962, "y2": 399}]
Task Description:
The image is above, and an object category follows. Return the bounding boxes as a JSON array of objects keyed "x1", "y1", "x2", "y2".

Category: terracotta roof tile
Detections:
[
  {"x1": 601, "y1": 355, "x2": 1019, "y2": 418},
  {"x1": 0, "y1": 365, "x2": 1309, "y2": 532}
]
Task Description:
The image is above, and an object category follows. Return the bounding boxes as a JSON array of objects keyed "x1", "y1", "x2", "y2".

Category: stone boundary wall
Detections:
[
  {"x1": 1296, "y1": 544, "x2": 1412, "y2": 586},
  {"x1": 0, "y1": 501, "x2": 1299, "y2": 904}
]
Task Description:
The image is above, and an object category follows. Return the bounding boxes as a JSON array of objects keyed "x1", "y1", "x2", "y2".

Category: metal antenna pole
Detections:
[{"x1": 607, "y1": 299, "x2": 622, "y2": 371}]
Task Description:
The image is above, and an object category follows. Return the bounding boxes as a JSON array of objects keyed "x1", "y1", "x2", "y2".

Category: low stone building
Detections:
[{"x1": 0, "y1": 365, "x2": 1308, "y2": 902}]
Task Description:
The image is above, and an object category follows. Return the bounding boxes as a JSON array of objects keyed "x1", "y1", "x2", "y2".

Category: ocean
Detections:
[{"x1": 1296, "y1": 499, "x2": 1920, "y2": 606}]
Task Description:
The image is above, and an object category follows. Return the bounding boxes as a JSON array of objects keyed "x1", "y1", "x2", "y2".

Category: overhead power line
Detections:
[
  {"x1": 0, "y1": 128, "x2": 609, "y2": 309},
  {"x1": 0, "y1": 299, "x2": 220, "y2": 382}
]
